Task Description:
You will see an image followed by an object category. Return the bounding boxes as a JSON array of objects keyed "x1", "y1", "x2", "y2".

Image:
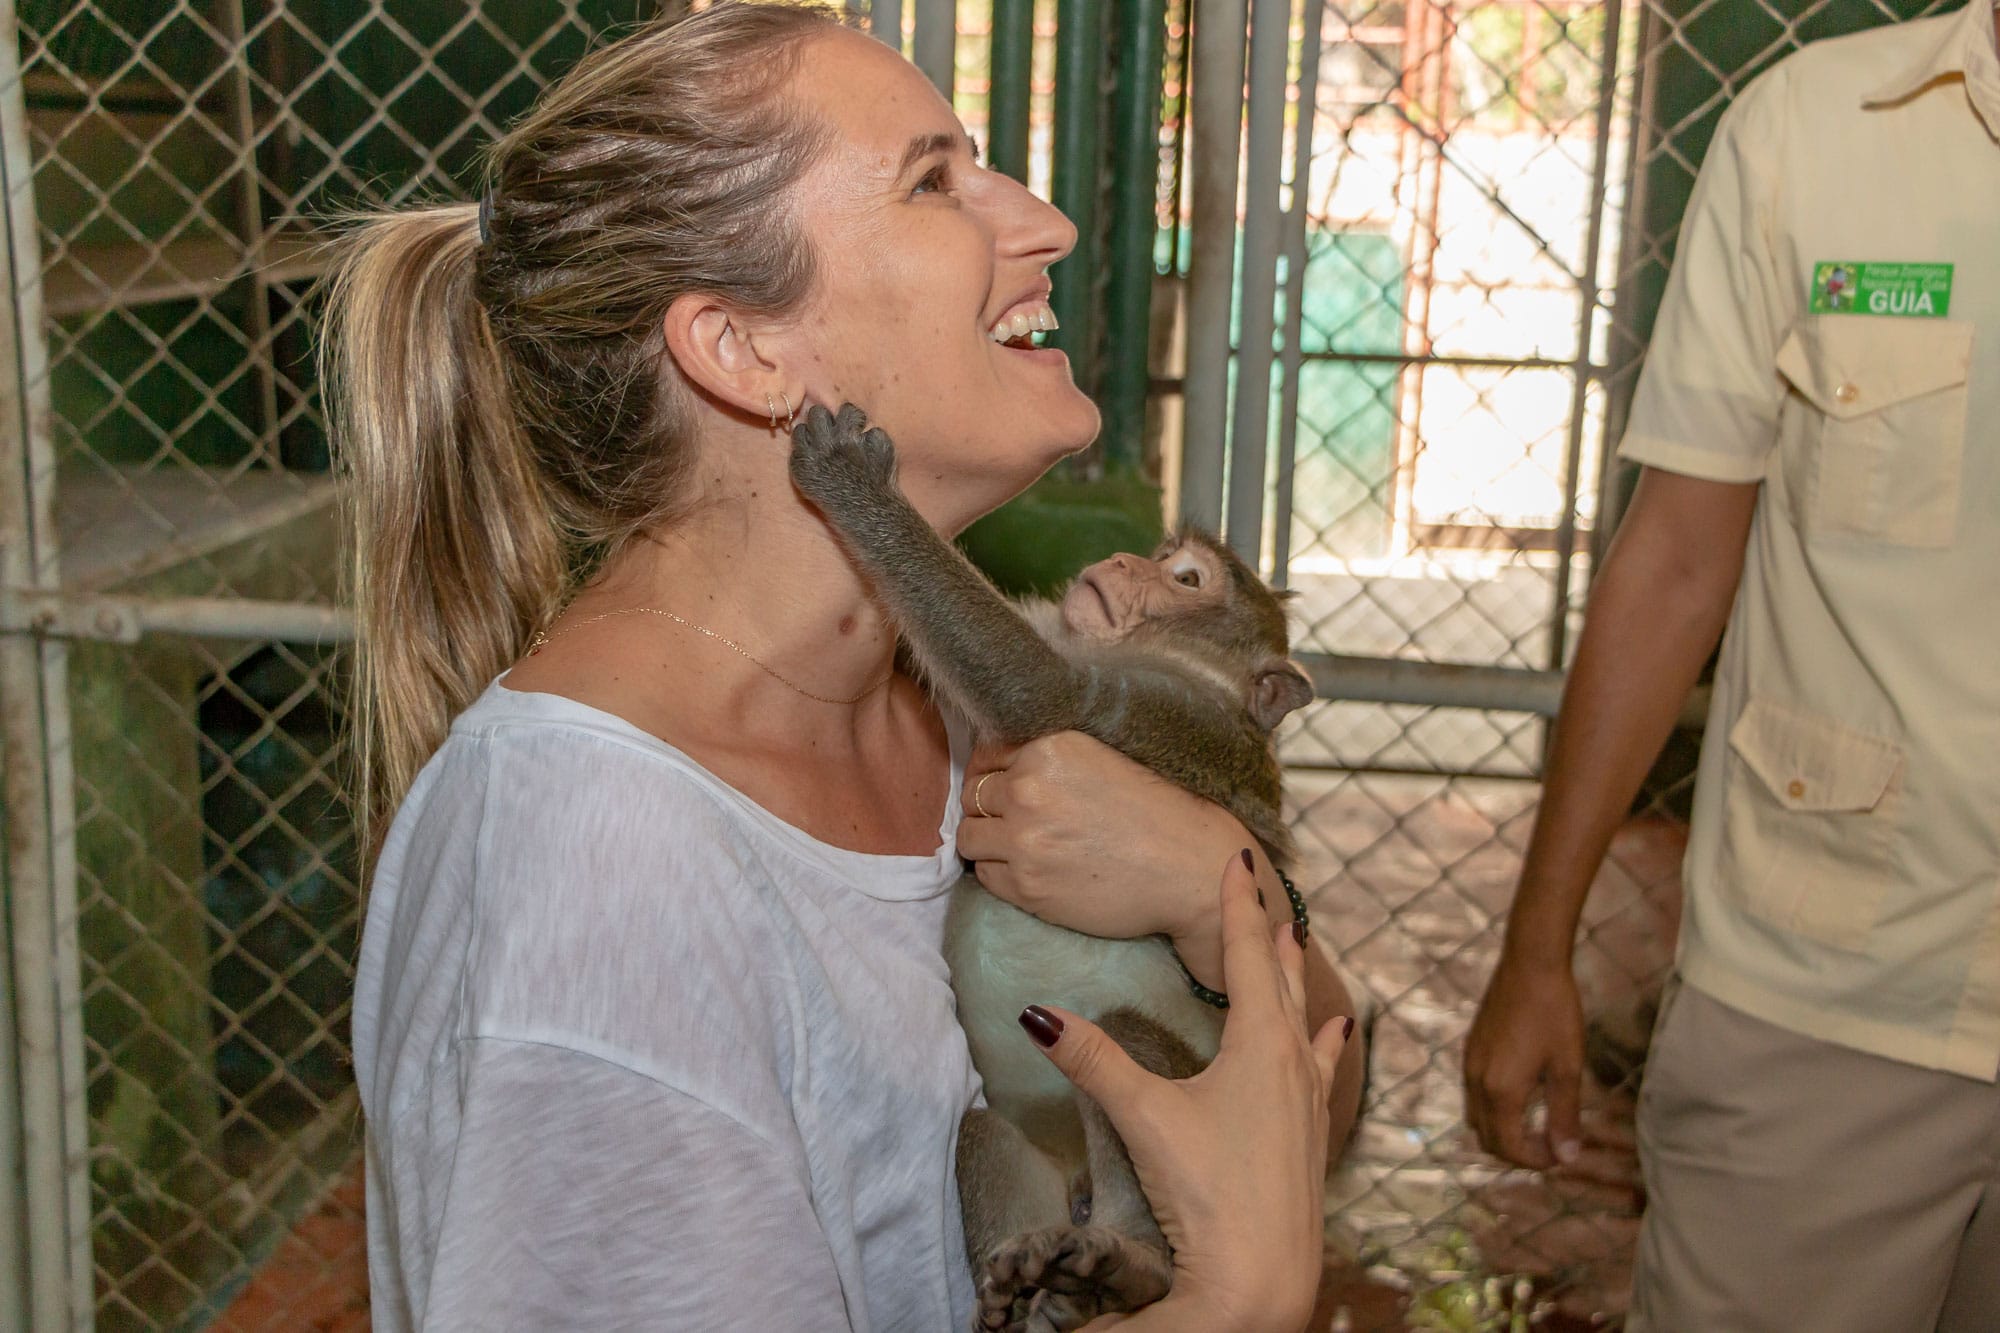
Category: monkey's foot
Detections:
[
  {"x1": 973, "y1": 1225, "x2": 1171, "y2": 1333},
  {"x1": 788, "y1": 402, "x2": 898, "y2": 504}
]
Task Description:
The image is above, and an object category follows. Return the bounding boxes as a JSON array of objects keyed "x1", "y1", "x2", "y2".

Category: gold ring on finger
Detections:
[{"x1": 971, "y1": 771, "x2": 996, "y2": 819}]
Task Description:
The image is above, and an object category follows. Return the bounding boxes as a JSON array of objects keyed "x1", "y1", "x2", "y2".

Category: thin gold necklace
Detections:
[{"x1": 528, "y1": 606, "x2": 893, "y2": 706}]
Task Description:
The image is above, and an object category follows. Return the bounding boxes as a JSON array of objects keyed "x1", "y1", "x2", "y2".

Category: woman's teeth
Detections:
[{"x1": 989, "y1": 302, "x2": 1059, "y2": 346}]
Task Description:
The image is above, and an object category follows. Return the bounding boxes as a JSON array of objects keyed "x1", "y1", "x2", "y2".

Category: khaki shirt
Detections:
[{"x1": 1618, "y1": 1, "x2": 2000, "y2": 1080}]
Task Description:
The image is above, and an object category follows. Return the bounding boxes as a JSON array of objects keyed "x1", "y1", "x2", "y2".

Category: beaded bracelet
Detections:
[{"x1": 1178, "y1": 869, "x2": 1310, "y2": 1010}]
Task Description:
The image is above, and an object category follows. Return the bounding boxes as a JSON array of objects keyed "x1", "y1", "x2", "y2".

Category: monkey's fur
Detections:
[{"x1": 790, "y1": 405, "x2": 1315, "y2": 1333}]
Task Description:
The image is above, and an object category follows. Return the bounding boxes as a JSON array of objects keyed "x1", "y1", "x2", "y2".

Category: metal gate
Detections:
[
  {"x1": 0, "y1": 0, "x2": 1956, "y2": 1328},
  {"x1": 0, "y1": 2, "x2": 676, "y2": 1326},
  {"x1": 1159, "y1": 0, "x2": 1949, "y2": 1323}
]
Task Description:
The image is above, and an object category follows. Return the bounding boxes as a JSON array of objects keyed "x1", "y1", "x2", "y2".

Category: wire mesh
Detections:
[
  {"x1": 8, "y1": 1, "x2": 658, "y2": 1326},
  {"x1": 0, "y1": 0, "x2": 1960, "y2": 1328},
  {"x1": 1268, "y1": 1, "x2": 1950, "y2": 1326}
]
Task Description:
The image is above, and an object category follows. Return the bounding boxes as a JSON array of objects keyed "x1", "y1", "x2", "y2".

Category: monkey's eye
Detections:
[{"x1": 1171, "y1": 564, "x2": 1204, "y2": 589}]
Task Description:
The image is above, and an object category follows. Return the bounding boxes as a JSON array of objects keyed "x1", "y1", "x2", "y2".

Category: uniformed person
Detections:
[{"x1": 1464, "y1": 3, "x2": 2000, "y2": 1328}]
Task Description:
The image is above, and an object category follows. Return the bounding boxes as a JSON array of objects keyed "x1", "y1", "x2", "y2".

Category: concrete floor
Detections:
[{"x1": 1293, "y1": 768, "x2": 1684, "y2": 1330}]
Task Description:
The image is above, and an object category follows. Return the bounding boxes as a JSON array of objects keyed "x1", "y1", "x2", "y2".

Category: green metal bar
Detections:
[
  {"x1": 988, "y1": 0, "x2": 1033, "y2": 182},
  {"x1": 1050, "y1": 0, "x2": 1105, "y2": 398},
  {"x1": 872, "y1": 0, "x2": 905, "y2": 51},
  {"x1": 1099, "y1": 0, "x2": 1166, "y2": 470},
  {"x1": 1179, "y1": 0, "x2": 1247, "y2": 528},
  {"x1": 913, "y1": 0, "x2": 955, "y2": 99}
]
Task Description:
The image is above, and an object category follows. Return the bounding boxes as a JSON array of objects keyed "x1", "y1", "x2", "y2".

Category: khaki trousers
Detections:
[{"x1": 1629, "y1": 978, "x2": 2000, "y2": 1333}]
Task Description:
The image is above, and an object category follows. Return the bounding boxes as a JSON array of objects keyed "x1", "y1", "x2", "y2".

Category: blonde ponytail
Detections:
[
  {"x1": 324, "y1": 205, "x2": 567, "y2": 839},
  {"x1": 322, "y1": 3, "x2": 840, "y2": 840}
]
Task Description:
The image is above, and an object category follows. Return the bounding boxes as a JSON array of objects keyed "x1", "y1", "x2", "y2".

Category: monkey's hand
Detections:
[
  {"x1": 789, "y1": 402, "x2": 899, "y2": 514},
  {"x1": 788, "y1": 401, "x2": 1089, "y2": 741}
]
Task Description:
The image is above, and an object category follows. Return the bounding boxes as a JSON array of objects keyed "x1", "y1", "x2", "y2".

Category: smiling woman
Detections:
[{"x1": 326, "y1": 4, "x2": 1352, "y2": 1331}]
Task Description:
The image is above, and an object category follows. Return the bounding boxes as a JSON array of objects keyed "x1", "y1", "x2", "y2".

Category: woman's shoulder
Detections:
[
  {"x1": 399, "y1": 677, "x2": 967, "y2": 891},
  {"x1": 396, "y1": 679, "x2": 761, "y2": 846},
  {"x1": 371, "y1": 682, "x2": 802, "y2": 1048}
]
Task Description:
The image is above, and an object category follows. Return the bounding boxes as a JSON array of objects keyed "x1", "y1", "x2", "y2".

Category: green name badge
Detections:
[{"x1": 1810, "y1": 261, "x2": 1954, "y2": 317}]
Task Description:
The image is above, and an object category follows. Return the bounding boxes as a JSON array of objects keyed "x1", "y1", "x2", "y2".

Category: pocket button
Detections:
[
  {"x1": 1786, "y1": 778, "x2": 1808, "y2": 799},
  {"x1": 1834, "y1": 382, "x2": 1859, "y2": 405}
]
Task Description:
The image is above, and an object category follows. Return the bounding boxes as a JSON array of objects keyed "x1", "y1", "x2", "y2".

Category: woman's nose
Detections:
[{"x1": 990, "y1": 173, "x2": 1076, "y2": 267}]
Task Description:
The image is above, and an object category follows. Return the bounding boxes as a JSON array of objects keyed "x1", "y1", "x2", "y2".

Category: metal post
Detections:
[
  {"x1": 1596, "y1": 0, "x2": 1664, "y2": 557},
  {"x1": 1222, "y1": 0, "x2": 1291, "y2": 562},
  {"x1": 1269, "y1": 0, "x2": 1326, "y2": 589},
  {"x1": 1050, "y1": 0, "x2": 1106, "y2": 397},
  {"x1": 0, "y1": 591, "x2": 355, "y2": 646},
  {"x1": 912, "y1": 0, "x2": 956, "y2": 98},
  {"x1": 1180, "y1": 0, "x2": 1247, "y2": 528},
  {"x1": 1100, "y1": 0, "x2": 1167, "y2": 470},
  {"x1": 1545, "y1": 0, "x2": 1624, "y2": 672},
  {"x1": 1297, "y1": 652, "x2": 1709, "y2": 729},
  {"x1": 0, "y1": 1, "x2": 87, "y2": 1324},
  {"x1": 1385, "y1": 0, "x2": 1450, "y2": 554},
  {"x1": 1163, "y1": 0, "x2": 1192, "y2": 275},
  {"x1": 988, "y1": 0, "x2": 1034, "y2": 182},
  {"x1": 872, "y1": 0, "x2": 905, "y2": 50},
  {"x1": 220, "y1": 0, "x2": 280, "y2": 470}
]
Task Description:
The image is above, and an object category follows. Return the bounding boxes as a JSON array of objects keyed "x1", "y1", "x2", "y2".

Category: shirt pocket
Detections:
[
  {"x1": 1773, "y1": 317, "x2": 1973, "y2": 548},
  {"x1": 1718, "y1": 698, "x2": 1903, "y2": 951}
]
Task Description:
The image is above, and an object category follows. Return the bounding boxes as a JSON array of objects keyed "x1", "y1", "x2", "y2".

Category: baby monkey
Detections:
[{"x1": 790, "y1": 404, "x2": 1314, "y2": 1333}]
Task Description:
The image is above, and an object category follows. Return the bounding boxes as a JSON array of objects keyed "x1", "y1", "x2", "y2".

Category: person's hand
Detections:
[
  {"x1": 1020, "y1": 851, "x2": 1351, "y2": 1333},
  {"x1": 956, "y1": 732, "x2": 1242, "y2": 954},
  {"x1": 1462, "y1": 955, "x2": 1586, "y2": 1169}
]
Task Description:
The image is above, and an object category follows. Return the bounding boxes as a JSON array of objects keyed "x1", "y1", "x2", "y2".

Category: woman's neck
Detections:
[
  {"x1": 501, "y1": 451, "x2": 917, "y2": 761},
  {"x1": 518, "y1": 489, "x2": 952, "y2": 854},
  {"x1": 593, "y1": 493, "x2": 898, "y2": 703},
  {"x1": 497, "y1": 418, "x2": 956, "y2": 852}
]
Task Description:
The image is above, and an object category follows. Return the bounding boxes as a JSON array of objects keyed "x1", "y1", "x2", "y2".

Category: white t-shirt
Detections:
[{"x1": 353, "y1": 679, "x2": 981, "y2": 1331}]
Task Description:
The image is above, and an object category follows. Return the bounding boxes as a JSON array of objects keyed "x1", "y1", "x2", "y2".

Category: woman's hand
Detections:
[
  {"x1": 1020, "y1": 851, "x2": 1351, "y2": 1333},
  {"x1": 956, "y1": 732, "x2": 1253, "y2": 981}
]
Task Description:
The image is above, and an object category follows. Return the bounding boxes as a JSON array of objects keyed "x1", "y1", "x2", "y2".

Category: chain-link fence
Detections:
[
  {"x1": 0, "y1": 0, "x2": 1956, "y2": 1328},
  {"x1": 2, "y1": 2, "x2": 665, "y2": 1327},
  {"x1": 1242, "y1": 1, "x2": 1948, "y2": 1326}
]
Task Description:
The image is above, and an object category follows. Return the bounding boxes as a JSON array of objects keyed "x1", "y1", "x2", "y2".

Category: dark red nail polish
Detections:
[
  {"x1": 1019, "y1": 1005, "x2": 1063, "y2": 1049},
  {"x1": 1240, "y1": 847, "x2": 1255, "y2": 872},
  {"x1": 1340, "y1": 1016, "x2": 1356, "y2": 1041},
  {"x1": 1292, "y1": 920, "x2": 1310, "y2": 948}
]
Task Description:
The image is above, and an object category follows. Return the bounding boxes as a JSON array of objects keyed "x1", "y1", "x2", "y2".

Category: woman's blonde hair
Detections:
[{"x1": 321, "y1": 1, "x2": 841, "y2": 840}]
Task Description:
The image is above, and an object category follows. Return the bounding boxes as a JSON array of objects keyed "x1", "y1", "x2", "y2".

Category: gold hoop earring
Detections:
[
  {"x1": 766, "y1": 393, "x2": 778, "y2": 432},
  {"x1": 781, "y1": 391, "x2": 796, "y2": 433}
]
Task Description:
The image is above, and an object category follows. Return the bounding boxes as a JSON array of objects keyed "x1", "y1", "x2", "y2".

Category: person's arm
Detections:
[
  {"x1": 1026, "y1": 854, "x2": 1352, "y2": 1333},
  {"x1": 399, "y1": 1039, "x2": 847, "y2": 1329},
  {"x1": 1462, "y1": 467, "x2": 1757, "y2": 1168},
  {"x1": 956, "y1": 733, "x2": 1364, "y2": 1149}
]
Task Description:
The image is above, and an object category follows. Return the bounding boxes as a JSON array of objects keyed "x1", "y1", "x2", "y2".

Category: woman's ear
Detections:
[{"x1": 661, "y1": 293, "x2": 791, "y2": 423}]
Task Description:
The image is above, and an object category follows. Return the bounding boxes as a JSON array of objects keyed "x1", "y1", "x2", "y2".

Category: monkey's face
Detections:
[
  {"x1": 1062, "y1": 543, "x2": 1222, "y2": 641},
  {"x1": 1061, "y1": 534, "x2": 1285, "y2": 647},
  {"x1": 1063, "y1": 532, "x2": 1314, "y2": 730}
]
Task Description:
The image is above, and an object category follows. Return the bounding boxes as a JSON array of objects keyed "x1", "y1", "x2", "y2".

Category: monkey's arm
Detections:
[
  {"x1": 789, "y1": 405, "x2": 1089, "y2": 742},
  {"x1": 1077, "y1": 668, "x2": 1281, "y2": 840}
]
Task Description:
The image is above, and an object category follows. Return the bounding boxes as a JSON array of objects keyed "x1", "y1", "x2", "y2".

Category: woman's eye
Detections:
[{"x1": 913, "y1": 164, "x2": 950, "y2": 197}]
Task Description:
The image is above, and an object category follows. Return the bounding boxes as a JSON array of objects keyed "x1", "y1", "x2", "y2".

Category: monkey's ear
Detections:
[{"x1": 1252, "y1": 659, "x2": 1315, "y2": 731}]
